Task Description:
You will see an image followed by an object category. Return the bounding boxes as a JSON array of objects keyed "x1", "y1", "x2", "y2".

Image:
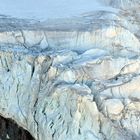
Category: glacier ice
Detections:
[{"x1": 0, "y1": 1, "x2": 139, "y2": 140}]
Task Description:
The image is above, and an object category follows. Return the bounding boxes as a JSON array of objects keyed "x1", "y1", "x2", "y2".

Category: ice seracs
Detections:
[{"x1": 0, "y1": 1, "x2": 139, "y2": 139}]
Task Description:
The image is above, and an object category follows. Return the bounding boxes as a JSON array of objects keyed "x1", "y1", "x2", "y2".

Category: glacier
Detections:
[{"x1": 0, "y1": 0, "x2": 139, "y2": 140}]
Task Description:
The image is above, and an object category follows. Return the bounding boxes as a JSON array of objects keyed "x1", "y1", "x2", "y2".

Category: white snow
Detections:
[{"x1": 0, "y1": 0, "x2": 117, "y2": 20}]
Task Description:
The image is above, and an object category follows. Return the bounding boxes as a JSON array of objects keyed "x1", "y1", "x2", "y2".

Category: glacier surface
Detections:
[{"x1": 0, "y1": 0, "x2": 139, "y2": 140}]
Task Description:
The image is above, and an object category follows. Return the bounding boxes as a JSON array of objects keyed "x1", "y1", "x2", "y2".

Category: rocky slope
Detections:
[
  {"x1": 0, "y1": 115, "x2": 34, "y2": 140},
  {"x1": 0, "y1": 3, "x2": 140, "y2": 140}
]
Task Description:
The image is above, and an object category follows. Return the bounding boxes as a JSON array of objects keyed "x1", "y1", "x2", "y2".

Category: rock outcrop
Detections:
[
  {"x1": 0, "y1": 2, "x2": 140, "y2": 140},
  {"x1": 0, "y1": 115, "x2": 34, "y2": 140}
]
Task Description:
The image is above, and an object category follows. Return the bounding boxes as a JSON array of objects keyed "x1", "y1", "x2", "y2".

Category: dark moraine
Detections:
[{"x1": 0, "y1": 115, "x2": 34, "y2": 140}]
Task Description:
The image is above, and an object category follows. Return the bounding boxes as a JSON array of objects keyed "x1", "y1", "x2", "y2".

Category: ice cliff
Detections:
[{"x1": 0, "y1": 1, "x2": 140, "y2": 140}]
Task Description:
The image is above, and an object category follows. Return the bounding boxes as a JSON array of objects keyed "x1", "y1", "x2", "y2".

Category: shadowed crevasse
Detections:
[{"x1": 0, "y1": 115, "x2": 34, "y2": 140}]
